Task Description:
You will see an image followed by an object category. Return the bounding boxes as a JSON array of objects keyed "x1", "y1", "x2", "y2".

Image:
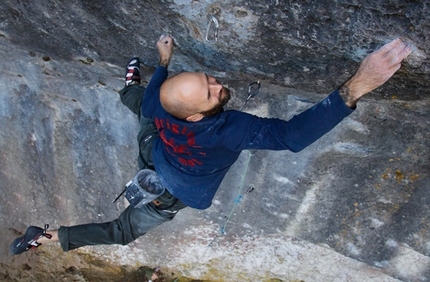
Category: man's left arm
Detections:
[
  {"x1": 142, "y1": 35, "x2": 175, "y2": 117},
  {"x1": 145, "y1": 35, "x2": 175, "y2": 94},
  {"x1": 157, "y1": 35, "x2": 174, "y2": 68}
]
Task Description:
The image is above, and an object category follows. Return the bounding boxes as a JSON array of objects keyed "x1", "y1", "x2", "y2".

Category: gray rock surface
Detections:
[{"x1": 0, "y1": 1, "x2": 429, "y2": 281}]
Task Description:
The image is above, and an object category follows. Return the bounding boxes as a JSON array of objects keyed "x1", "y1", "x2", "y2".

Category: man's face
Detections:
[
  {"x1": 160, "y1": 72, "x2": 231, "y2": 120},
  {"x1": 198, "y1": 74, "x2": 231, "y2": 117}
]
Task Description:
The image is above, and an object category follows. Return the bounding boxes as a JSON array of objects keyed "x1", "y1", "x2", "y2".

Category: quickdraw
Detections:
[{"x1": 239, "y1": 81, "x2": 261, "y2": 111}]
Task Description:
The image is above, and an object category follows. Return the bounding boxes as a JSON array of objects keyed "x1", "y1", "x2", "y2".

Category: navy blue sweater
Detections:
[{"x1": 142, "y1": 66, "x2": 354, "y2": 209}]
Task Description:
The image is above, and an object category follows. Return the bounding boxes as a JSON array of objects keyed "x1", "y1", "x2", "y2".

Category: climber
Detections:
[{"x1": 10, "y1": 34, "x2": 411, "y2": 255}]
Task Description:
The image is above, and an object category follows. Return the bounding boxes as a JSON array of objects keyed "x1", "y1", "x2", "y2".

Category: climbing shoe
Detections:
[
  {"x1": 125, "y1": 57, "x2": 141, "y2": 86},
  {"x1": 9, "y1": 224, "x2": 52, "y2": 255}
]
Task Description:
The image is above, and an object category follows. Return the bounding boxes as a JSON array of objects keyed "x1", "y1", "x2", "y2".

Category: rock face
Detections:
[
  {"x1": 0, "y1": 1, "x2": 429, "y2": 281},
  {"x1": 1, "y1": 0, "x2": 429, "y2": 97}
]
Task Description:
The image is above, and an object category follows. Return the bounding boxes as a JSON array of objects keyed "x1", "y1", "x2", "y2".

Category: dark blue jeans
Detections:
[{"x1": 58, "y1": 85, "x2": 186, "y2": 251}]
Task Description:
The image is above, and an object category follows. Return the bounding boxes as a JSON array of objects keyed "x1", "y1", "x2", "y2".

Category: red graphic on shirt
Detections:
[{"x1": 155, "y1": 118, "x2": 204, "y2": 167}]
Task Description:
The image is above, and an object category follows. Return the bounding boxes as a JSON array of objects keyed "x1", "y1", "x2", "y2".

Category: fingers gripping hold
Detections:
[
  {"x1": 339, "y1": 38, "x2": 412, "y2": 107},
  {"x1": 375, "y1": 38, "x2": 412, "y2": 70},
  {"x1": 157, "y1": 34, "x2": 174, "y2": 67}
]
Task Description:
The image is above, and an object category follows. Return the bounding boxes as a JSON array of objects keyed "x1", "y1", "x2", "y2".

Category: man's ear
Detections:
[{"x1": 186, "y1": 113, "x2": 204, "y2": 122}]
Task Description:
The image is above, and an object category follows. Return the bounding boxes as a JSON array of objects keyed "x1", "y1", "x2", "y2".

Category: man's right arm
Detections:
[
  {"x1": 234, "y1": 39, "x2": 412, "y2": 153},
  {"x1": 338, "y1": 38, "x2": 412, "y2": 108}
]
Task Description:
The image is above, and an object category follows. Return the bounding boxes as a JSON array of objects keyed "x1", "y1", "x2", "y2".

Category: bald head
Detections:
[{"x1": 160, "y1": 72, "x2": 231, "y2": 122}]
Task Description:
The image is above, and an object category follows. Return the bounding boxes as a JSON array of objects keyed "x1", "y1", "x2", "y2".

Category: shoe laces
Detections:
[{"x1": 27, "y1": 224, "x2": 52, "y2": 250}]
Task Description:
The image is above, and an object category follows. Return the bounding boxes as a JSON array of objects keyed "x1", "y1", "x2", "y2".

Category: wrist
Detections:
[
  {"x1": 158, "y1": 59, "x2": 170, "y2": 68},
  {"x1": 158, "y1": 54, "x2": 171, "y2": 68},
  {"x1": 338, "y1": 82, "x2": 360, "y2": 109}
]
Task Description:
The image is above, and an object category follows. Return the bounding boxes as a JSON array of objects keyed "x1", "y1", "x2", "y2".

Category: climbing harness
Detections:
[
  {"x1": 239, "y1": 81, "x2": 261, "y2": 111},
  {"x1": 205, "y1": 14, "x2": 219, "y2": 43}
]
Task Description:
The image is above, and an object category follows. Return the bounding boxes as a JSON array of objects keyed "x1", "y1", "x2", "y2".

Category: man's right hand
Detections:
[
  {"x1": 339, "y1": 38, "x2": 412, "y2": 108},
  {"x1": 157, "y1": 34, "x2": 174, "y2": 68}
]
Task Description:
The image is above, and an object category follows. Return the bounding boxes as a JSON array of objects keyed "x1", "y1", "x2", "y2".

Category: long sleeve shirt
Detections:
[{"x1": 142, "y1": 66, "x2": 354, "y2": 209}]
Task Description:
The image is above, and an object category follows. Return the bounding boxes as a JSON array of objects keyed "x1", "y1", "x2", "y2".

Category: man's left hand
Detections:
[{"x1": 157, "y1": 34, "x2": 174, "y2": 68}]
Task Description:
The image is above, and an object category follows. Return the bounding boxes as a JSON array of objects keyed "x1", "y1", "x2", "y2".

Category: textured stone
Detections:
[
  {"x1": 0, "y1": 0, "x2": 428, "y2": 98},
  {"x1": 0, "y1": 1, "x2": 429, "y2": 281}
]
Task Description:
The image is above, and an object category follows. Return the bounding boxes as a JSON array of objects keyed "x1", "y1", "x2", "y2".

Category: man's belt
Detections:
[{"x1": 152, "y1": 199, "x2": 162, "y2": 206}]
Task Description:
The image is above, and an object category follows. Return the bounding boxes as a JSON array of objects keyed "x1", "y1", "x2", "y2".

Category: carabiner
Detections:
[
  {"x1": 205, "y1": 15, "x2": 219, "y2": 43},
  {"x1": 239, "y1": 81, "x2": 261, "y2": 111},
  {"x1": 247, "y1": 81, "x2": 261, "y2": 99}
]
